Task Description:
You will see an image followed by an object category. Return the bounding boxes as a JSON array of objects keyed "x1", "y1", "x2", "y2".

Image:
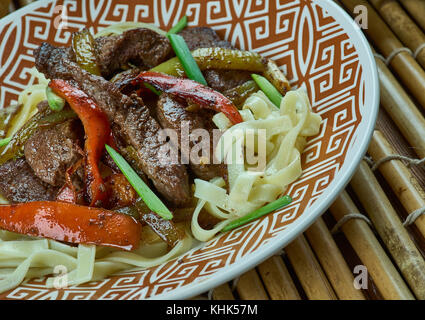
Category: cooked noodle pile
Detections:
[{"x1": 192, "y1": 89, "x2": 321, "y2": 241}]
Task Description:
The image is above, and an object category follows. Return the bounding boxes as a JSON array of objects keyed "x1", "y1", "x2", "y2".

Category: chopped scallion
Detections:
[
  {"x1": 167, "y1": 15, "x2": 188, "y2": 35},
  {"x1": 167, "y1": 33, "x2": 207, "y2": 86},
  {"x1": 251, "y1": 74, "x2": 283, "y2": 108},
  {"x1": 105, "y1": 145, "x2": 173, "y2": 220},
  {"x1": 221, "y1": 195, "x2": 292, "y2": 232},
  {"x1": 46, "y1": 86, "x2": 65, "y2": 111},
  {"x1": 0, "y1": 137, "x2": 11, "y2": 148}
]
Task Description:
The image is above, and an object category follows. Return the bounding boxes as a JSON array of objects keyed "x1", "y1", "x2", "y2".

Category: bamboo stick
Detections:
[
  {"x1": 257, "y1": 255, "x2": 301, "y2": 300},
  {"x1": 304, "y1": 217, "x2": 365, "y2": 300},
  {"x1": 285, "y1": 235, "x2": 337, "y2": 300},
  {"x1": 351, "y1": 161, "x2": 425, "y2": 299},
  {"x1": 329, "y1": 191, "x2": 414, "y2": 300},
  {"x1": 211, "y1": 283, "x2": 235, "y2": 300},
  {"x1": 399, "y1": 0, "x2": 425, "y2": 33},
  {"x1": 368, "y1": 130, "x2": 425, "y2": 238},
  {"x1": 369, "y1": 0, "x2": 425, "y2": 69},
  {"x1": 235, "y1": 268, "x2": 269, "y2": 300},
  {"x1": 340, "y1": 0, "x2": 425, "y2": 110},
  {"x1": 373, "y1": 47, "x2": 425, "y2": 158}
]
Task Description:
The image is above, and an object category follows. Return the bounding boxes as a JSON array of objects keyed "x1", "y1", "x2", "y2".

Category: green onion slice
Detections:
[
  {"x1": 0, "y1": 137, "x2": 11, "y2": 148},
  {"x1": 105, "y1": 145, "x2": 173, "y2": 220},
  {"x1": 167, "y1": 33, "x2": 207, "y2": 86},
  {"x1": 46, "y1": 86, "x2": 66, "y2": 111},
  {"x1": 251, "y1": 74, "x2": 283, "y2": 108},
  {"x1": 167, "y1": 15, "x2": 188, "y2": 35},
  {"x1": 221, "y1": 195, "x2": 292, "y2": 232}
]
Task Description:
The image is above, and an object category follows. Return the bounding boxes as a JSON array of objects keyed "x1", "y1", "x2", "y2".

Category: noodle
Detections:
[{"x1": 192, "y1": 88, "x2": 322, "y2": 242}]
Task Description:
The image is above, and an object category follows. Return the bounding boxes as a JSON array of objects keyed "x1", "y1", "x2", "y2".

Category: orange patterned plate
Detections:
[{"x1": 0, "y1": 0, "x2": 378, "y2": 300}]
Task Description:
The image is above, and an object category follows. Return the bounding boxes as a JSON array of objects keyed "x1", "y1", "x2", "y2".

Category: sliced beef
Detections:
[
  {"x1": 0, "y1": 158, "x2": 59, "y2": 203},
  {"x1": 178, "y1": 27, "x2": 233, "y2": 51},
  {"x1": 203, "y1": 69, "x2": 253, "y2": 93},
  {"x1": 34, "y1": 44, "x2": 75, "y2": 81},
  {"x1": 34, "y1": 43, "x2": 191, "y2": 206},
  {"x1": 24, "y1": 119, "x2": 84, "y2": 187},
  {"x1": 95, "y1": 28, "x2": 172, "y2": 78},
  {"x1": 157, "y1": 94, "x2": 225, "y2": 180},
  {"x1": 117, "y1": 101, "x2": 191, "y2": 206},
  {"x1": 179, "y1": 27, "x2": 252, "y2": 92}
]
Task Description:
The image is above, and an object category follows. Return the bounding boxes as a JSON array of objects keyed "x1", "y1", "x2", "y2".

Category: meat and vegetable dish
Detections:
[{"x1": 0, "y1": 18, "x2": 321, "y2": 292}]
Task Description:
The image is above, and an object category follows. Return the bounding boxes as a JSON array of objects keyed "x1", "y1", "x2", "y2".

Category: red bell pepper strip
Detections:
[
  {"x1": 131, "y1": 71, "x2": 243, "y2": 124},
  {"x1": 0, "y1": 202, "x2": 141, "y2": 250},
  {"x1": 49, "y1": 79, "x2": 112, "y2": 207}
]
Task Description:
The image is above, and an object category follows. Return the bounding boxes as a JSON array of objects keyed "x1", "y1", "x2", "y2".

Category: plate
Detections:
[{"x1": 0, "y1": 0, "x2": 378, "y2": 300}]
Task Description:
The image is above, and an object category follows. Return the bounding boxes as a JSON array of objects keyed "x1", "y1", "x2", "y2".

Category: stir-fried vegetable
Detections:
[
  {"x1": 0, "y1": 137, "x2": 11, "y2": 148},
  {"x1": 118, "y1": 200, "x2": 184, "y2": 248},
  {"x1": 72, "y1": 28, "x2": 102, "y2": 76},
  {"x1": 38, "y1": 108, "x2": 77, "y2": 127},
  {"x1": 0, "y1": 201, "x2": 141, "y2": 250},
  {"x1": 221, "y1": 195, "x2": 293, "y2": 232},
  {"x1": 167, "y1": 34, "x2": 207, "y2": 85},
  {"x1": 49, "y1": 79, "x2": 112, "y2": 207},
  {"x1": 46, "y1": 86, "x2": 65, "y2": 111},
  {"x1": 105, "y1": 145, "x2": 174, "y2": 220},
  {"x1": 132, "y1": 71, "x2": 243, "y2": 124},
  {"x1": 251, "y1": 74, "x2": 283, "y2": 107},
  {"x1": 263, "y1": 59, "x2": 291, "y2": 96},
  {"x1": 0, "y1": 107, "x2": 77, "y2": 165},
  {"x1": 152, "y1": 48, "x2": 266, "y2": 77},
  {"x1": 223, "y1": 80, "x2": 260, "y2": 109},
  {"x1": 167, "y1": 15, "x2": 188, "y2": 35}
]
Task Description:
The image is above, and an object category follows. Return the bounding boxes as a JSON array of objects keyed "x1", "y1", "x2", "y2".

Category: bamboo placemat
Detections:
[{"x1": 3, "y1": 0, "x2": 425, "y2": 300}]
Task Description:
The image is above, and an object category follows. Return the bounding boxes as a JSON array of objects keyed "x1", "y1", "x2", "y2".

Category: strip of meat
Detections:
[
  {"x1": 203, "y1": 69, "x2": 253, "y2": 93},
  {"x1": 178, "y1": 27, "x2": 233, "y2": 51},
  {"x1": 157, "y1": 94, "x2": 225, "y2": 180},
  {"x1": 95, "y1": 28, "x2": 172, "y2": 78},
  {"x1": 34, "y1": 43, "x2": 191, "y2": 206},
  {"x1": 24, "y1": 119, "x2": 83, "y2": 187},
  {"x1": 178, "y1": 27, "x2": 252, "y2": 92},
  {"x1": 0, "y1": 158, "x2": 59, "y2": 203}
]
